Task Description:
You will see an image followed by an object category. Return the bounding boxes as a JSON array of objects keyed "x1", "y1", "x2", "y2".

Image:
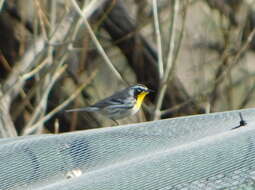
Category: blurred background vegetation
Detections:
[{"x1": 0, "y1": 0, "x2": 255, "y2": 137}]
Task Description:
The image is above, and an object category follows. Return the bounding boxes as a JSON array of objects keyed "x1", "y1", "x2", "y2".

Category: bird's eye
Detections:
[
  {"x1": 137, "y1": 88, "x2": 142, "y2": 93},
  {"x1": 133, "y1": 88, "x2": 142, "y2": 98}
]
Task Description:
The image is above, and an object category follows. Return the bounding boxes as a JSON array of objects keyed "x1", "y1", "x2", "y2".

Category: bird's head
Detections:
[
  {"x1": 129, "y1": 84, "x2": 153, "y2": 109},
  {"x1": 130, "y1": 84, "x2": 153, "y2": 97}
]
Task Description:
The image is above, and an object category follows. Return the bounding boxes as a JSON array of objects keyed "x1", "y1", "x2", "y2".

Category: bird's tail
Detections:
[{"x1": 65, "y1": 107, "x2": 99, "y2": 113}]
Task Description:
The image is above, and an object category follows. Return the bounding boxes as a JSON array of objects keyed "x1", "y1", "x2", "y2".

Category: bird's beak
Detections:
[{"x1": 147, "y1": 89, "x2": 154, "y2": 93}]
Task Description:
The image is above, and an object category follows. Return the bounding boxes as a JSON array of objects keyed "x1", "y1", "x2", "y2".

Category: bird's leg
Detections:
[{"x1": 112, "y1": 119, "x2": 119, "y2": 126}]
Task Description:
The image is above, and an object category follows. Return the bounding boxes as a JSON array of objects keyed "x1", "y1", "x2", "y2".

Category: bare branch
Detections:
[
  {"x1": 22, "y1": 64, "x2": 68, "y2": 134},
  {"x1": 152, "y1": 0, "x2": 164, "y2": 80},
  {"x1": 0, "y1": 0, "x2": 5, "y2": 11},
  {"x1": 23, "y1": 70, "x2": 98, "y2": 135},
  {"x1": 71, "y1": 0, "x2": 126, "y2": 85},
  {"x1": 0, "y1": 0, "x2": 106, "y2": 137},
  {"x1": 153, "y1": 0, "x2": 180, "y2": 120}
]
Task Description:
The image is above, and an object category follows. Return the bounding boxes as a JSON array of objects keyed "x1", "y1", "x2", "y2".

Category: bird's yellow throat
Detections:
[{"x1": 134, "y1": 92, "x2": 149, "y2": 110}]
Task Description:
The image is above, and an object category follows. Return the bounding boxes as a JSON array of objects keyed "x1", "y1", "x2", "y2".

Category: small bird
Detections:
[{"x1": 65, "y1": 84, "x2": 153, "y2": 121}]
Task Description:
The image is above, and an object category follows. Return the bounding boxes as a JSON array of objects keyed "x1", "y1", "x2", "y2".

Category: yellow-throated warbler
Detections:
[{"x1": 65, "y1": 84, "x2": 153, "y2": 120}]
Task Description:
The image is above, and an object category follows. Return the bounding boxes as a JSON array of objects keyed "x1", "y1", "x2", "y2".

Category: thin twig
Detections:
[
  {"x1": 239, "y1": 80, "x2": 255, "y2": 109},
  {"x1": 0, "y1": 0, "x2": 4, "y2": 11},
  {"x1": 0, "y1": 0, "x2": 105, "y2": 138},
  {"x1": 23, "y1": 70, "x2": 97, "y2": 135},
  {"x1": 22, "y1": 64, "x2": 68, "y2": 135},
  {"x1": 215, "y1": 29, "x2": 255, "y2": 87},
  {"x1": 68, "y1": 1, "x2": 91, "y2": 52},
  {"x1": 210, "y1": 28, "x2": 255, "y2": 110},
  {"x1": 1, "y1": 0, "x2": 102, "y2": 102},
  {"x1": 34, "y1": 0, "x2": 49, "y2": 41},
  {"x1": 71, "y1": 0, "x2": 126, "y2": 85},
  {"x1": 152, "y1": 0, "x2": 164, "y2": 80},
  {"x1": 22, "y1": 1, "x2": 58, "y2": 135},
  {"x1": 172, "y1": 3, "x2": 187, "y2": 72},
  {"x1": 153, "y1": 0, "x2": 180, "y2": 120},
  {"x1": 161, "y1": 69, "x2": 255, "y2": 116},
  {"x1": 0, "y1": 104, "x2": 17, "y2": 137},
  {"x1": 20, "y1": 57, "x2": 50, "y2": 80}
]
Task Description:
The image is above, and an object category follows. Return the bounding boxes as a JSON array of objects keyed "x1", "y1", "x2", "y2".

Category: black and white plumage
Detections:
[{"x1": 65, "y1": 84, "x2": 152, "y2": 120}]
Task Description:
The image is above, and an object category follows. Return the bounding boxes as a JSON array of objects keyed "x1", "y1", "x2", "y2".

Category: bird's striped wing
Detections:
[{"x1": 92, "y1": 90, "x2": 132, "y2": 109}]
